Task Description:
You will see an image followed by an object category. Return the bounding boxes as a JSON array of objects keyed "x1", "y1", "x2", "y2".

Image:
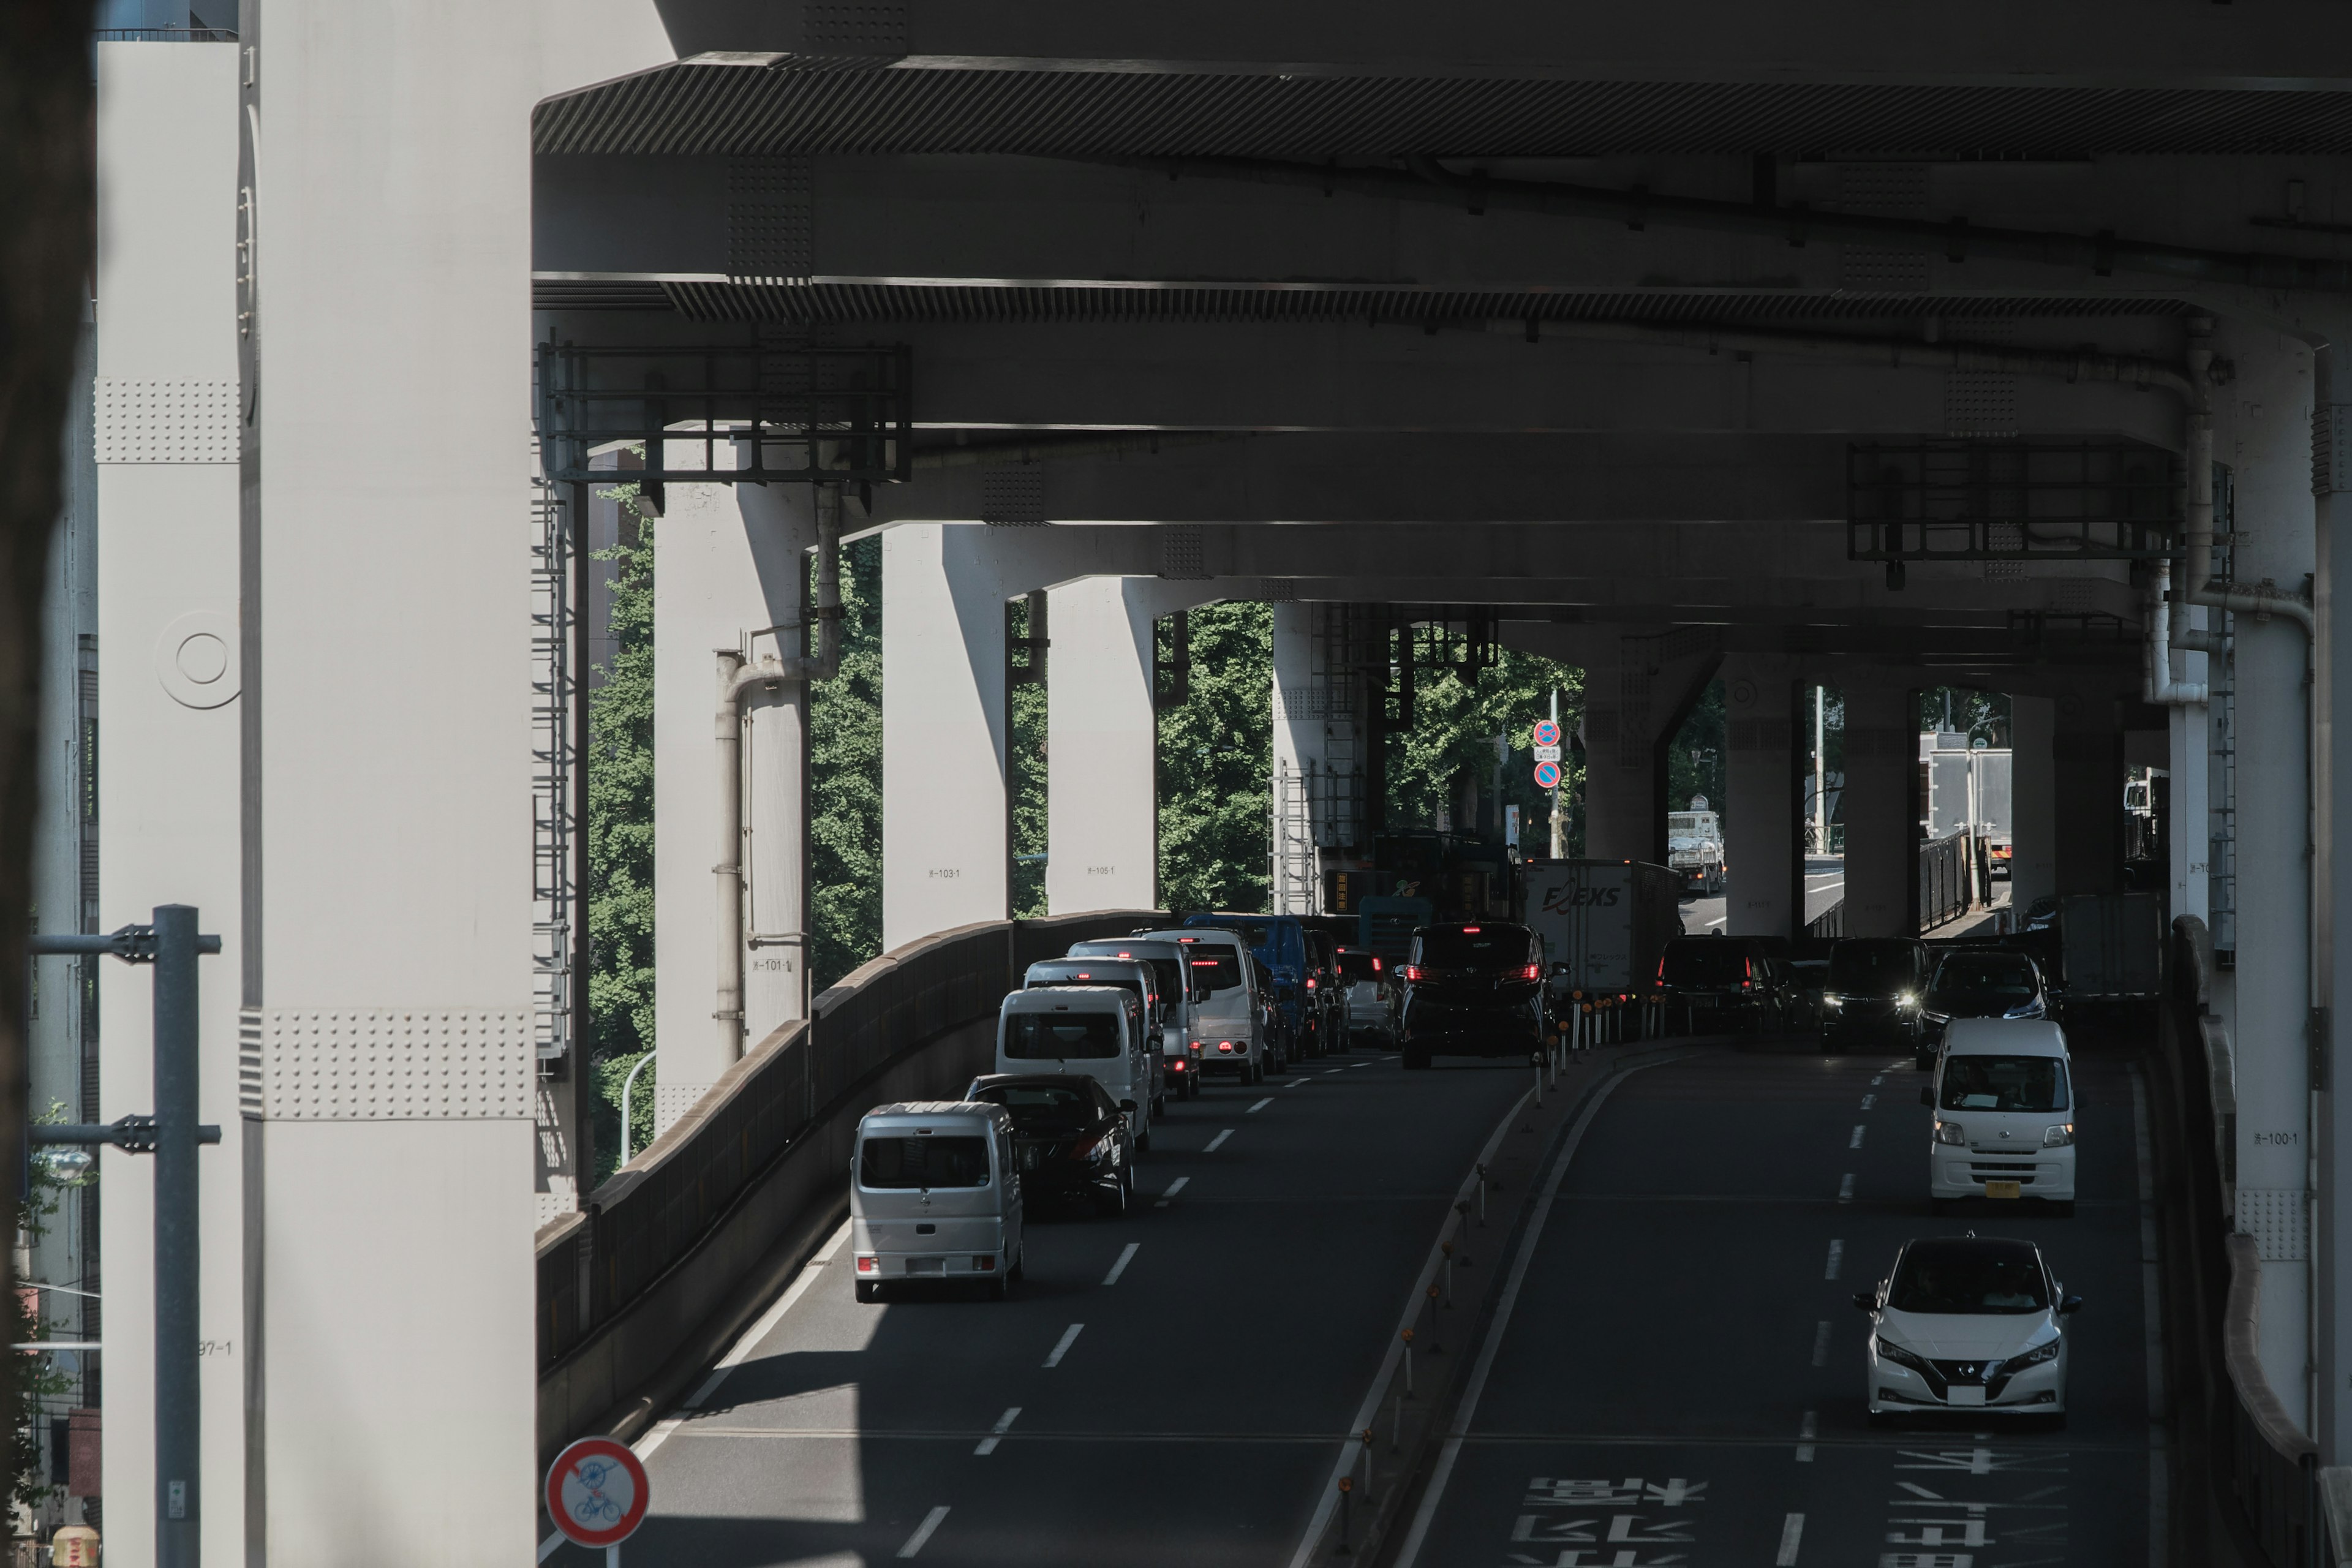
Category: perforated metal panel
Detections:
[
  {"x1": 1945, "y1": 372, "x2": 2019, "y2": 438},
  {"x1": 2237, "y1": 1187, "x2": 2310, "y2": 1262},
  {"x1": 95, "y1": 379, "x2": 238, "y2": 464},
  {"x1": 247, "y1": 1008, "x2": 532, "y2": 1120},
  {"x1": 1159, "y1": 524, "x2": 1207, "y2": 579},
  {"x1": 729, "y1": 155, "x2": 813, "y2": 282},
  {"x1": 981, "y1": 467, "x2": 1046, "y2": 525}
]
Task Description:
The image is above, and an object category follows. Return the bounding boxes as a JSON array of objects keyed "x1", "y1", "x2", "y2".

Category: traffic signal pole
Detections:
[{"x1": 30, "y1": 905, "x2": 223, "y2": 1568}]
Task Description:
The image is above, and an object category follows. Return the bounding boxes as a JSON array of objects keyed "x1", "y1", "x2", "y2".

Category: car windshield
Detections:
[
  {"x1": 1931, "y1": 955, "x2": 2038, "y2": 1001},
  {"x1": 1003, "y1": 1012, "x2": 1123, "y2": 1060},
  {"x1": 1027, "y1": 963, "x2": 1148, "y2": 1009},
  {"x1": 1830, "y1": 941, "x2": 1919, "y2": 991},
  {"x1": 1069, "y1": 945, "x2": 1190, "y2": 1003},
  {"x1": 859, "y1": 1135, "x2": 991, "y2": 1189},
  {"x1": 1182, "y1": 948, "x2": 1241, "y2": 993},
  {"x1": 972, "y1": 1082, "x2": 1098, "y2": 1127},
  {"x1": 1940, "y1": 1054, "x2": 2070, "y2": 1112},
  {"x1": 1415, "y1": 929, "x2": 1532, "y2": 969},
  {"x1": 1661, "y1": 943, "x2": 1749, "y2": 986},
  {"x1": 1197, "y1": 920, "x2": 1273, "y2": 948},
  {"x1": 1888, "y1": 1242, "x2": 2050, "y2": 1314}
]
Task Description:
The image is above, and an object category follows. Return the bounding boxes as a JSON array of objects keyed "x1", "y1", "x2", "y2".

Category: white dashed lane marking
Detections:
[
  {"x1": 1248, "y1": 1097, "x2": 1275, "y2": 1112},
  {"x1": 973, "y1": 1407, "x2": 1020, "y2": 1456},
  {"x1": 897, "y1": 1506, "x2": 949, "y2": 1558},
  {"x1": 1204, "y1": 1129, "x2": 1234, "y2": 1152},
  {"x1": 1838, "y1": 1172, "x2": 1855, "y2": 1203},
  {"x1": 1103, "y1": 1243, "x2": 1139, "y2": 1286},
  {"x1": 1776, "y1": 1512, "x2": 1806, "y2": 1564},
  {"x1": 1811, "y1": 1319, "x2": 1831, "y2": 1366},
  {"x1": 1824, "y1": 1240, "x2": 1844, "y2": 1280},
  {"x1": 1795, "y1": 1410, "x2": 1817, "y2": 1464},
  {"x1": 1849, "y1": 1125, "x2": 1866, "y2": 1149},
  {"x1": 1043, "y1": 1324, "x2": 1085, "y2": 1368},
  {"x1": 1860, "y1": 1093, "x2": 1876, "y2": 1110},
  {"x1": 1156, "y1": 1176, "x2": 1188, "y2": 1209}
]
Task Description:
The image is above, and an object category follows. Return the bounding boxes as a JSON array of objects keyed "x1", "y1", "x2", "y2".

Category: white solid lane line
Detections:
[
  {"x1": 1837, "y1": 1172, "x2": 1855, "y2": 1204},
  {"x1": 682, "y1": 1217, "x2": 854, "y2": 1412},
  {"x1": 1795, "y1": 1409, "x2": 1817, "y2": 1463},
  {"x1": 1103, "y1": 1242, "x2": 1140, "y2": 1286},
  {"x1": 1248, "y1": 1096, "x2": 1276, "y2": 1112},
  {"x1": 897, "y1": 1506, "x2": 950, "y2": 1558},
  {"x1": 1776, "y1": 1512, "x2": 1806, "y2": 1566},
  {"x1": 1204, "y1": 1129, "x2": 1235, "y2": 1152},
  {"x1": 1811, "y1": 1319, "x2": 1831, "y2": 1368},
  {"x1": 1043, "y1": 1323, "x2": 1085, "y2": 1367},
  {"x1": 1825, "y1": 1240, "x2": 1844, "y2": 1280},
  {"x1": 973, "y1": 1406, "x2": 1021, "y2": 1456},
  {"x1": 1848, "y1": 1125, "x2": 1866, "y2": 1149},
  {"x1": 537, "y1": 1531, "x2": 564, "y2": 1562}
]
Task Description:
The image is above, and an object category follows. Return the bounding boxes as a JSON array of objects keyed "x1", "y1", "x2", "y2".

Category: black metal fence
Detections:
[
  {"x1": 536, "y1": 909, "x2": 1156, "y2": 1453},
  {"x1": 1918, "y1": 831, "x2": 1973, "y2": 930}
]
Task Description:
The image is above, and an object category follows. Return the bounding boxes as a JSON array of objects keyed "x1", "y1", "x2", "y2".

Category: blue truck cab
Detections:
[{"x1": 1182, "y1": 913, "x2": 1311, "y2": 1059}]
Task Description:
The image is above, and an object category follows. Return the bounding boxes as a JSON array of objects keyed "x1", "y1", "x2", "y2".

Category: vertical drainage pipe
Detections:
[{"x1": 715, "y1": 483, "x2": 845, "y2": 1062}]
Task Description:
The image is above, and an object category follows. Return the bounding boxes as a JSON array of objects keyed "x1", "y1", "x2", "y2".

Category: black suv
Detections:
[
  {"x1": 1821, "y1": 937, "x2": 1931, "y2": 1054},
  {"x1": 1657, "y1": 936, "x2": 1801, "y2": 1035},
  {"x1": 1919, "y1": 948, "x2": 2051, "y2": 1068},
  {"x1": 1398, "y1": 922, "x2": 1547, "y2": 1069}
]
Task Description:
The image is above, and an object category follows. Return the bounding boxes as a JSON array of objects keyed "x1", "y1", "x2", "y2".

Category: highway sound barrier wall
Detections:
[{"x1": 535, "y1": 908, "x2": 1161, "y2": 1463}]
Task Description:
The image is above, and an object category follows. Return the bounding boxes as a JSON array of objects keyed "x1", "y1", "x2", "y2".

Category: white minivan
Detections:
[
  {"x1": 851, "y1": 1101, "x2": 1023, "y2": 1301},
  {"x1": 1066, "y1": 937, "x2": 1207, "y2": 1101},
  {"x1": 995, "y1": 986, "x2": 1157, "y2": 1149},
  {"x1": 1134, "y1": 927, "x2": 1266, "y2": 1084},
  {"x1": 1926, "y1": 1019, "x2": 2077, "y2": 1216}
]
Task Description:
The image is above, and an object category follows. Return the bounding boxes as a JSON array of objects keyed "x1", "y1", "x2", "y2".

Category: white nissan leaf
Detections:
[{"x1": 1857, "y1": 1234, "x2": 2078, "y2": 1427}]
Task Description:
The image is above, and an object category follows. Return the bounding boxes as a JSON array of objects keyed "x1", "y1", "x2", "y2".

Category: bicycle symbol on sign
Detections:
[{"x1": 570, "y1": 1458, "x2": 625, "y2": 1526}]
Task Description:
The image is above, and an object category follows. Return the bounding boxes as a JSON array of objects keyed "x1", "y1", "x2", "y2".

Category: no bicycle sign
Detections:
[{"x1": 546, "y1": 1436, "x2": 650, "y2": 1555}]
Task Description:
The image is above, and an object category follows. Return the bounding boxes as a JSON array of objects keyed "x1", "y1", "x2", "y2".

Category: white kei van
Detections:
[
  {"x1": 995, "y1": 986, "x2": 1157, "y2": 1149},
  {"x1": 850, "y1": 1101, "x2": 1023, "y2": 1301},
  {"x1": 1134, "y1": 928, "x2": 1265, "y2": 1084},
  {"x1": 1926, "y1": 1019, "x2": 2077, "y2": 1216},
  {"x1": 1067, "y1": 938, "x2": 1207, "y2": 1101}
]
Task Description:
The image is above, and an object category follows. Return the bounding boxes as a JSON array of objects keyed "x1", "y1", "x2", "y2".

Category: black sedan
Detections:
[
  {"x1": 1920, "y1": 949, "x2": 2052, "y2": 1068},
  {"x1": 963, "y1": 1074, "x2": 1137, "y2": 1216},
  {"x1": 1820, "y1": 937, "x2": 1931, "y2": 1056},
  {"x1": 1397, "y1": 921, "x2": 1547, "y2": 1069}
]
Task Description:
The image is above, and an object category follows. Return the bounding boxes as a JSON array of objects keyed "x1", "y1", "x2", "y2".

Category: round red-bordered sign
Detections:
[
  {"x1": 546, "y1": 1436, "x2": 650, "y2": 1548},
  {"x1": 1533, "y1": 759, "x2": 1562, "y2": 791},
  {"x1": 1532, "y1": 718, "x2": 1562, "y2": 749}
]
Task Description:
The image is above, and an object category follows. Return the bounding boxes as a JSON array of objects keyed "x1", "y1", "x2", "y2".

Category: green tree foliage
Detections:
[
  {"x1": 586, "y1": 505, "x2": 656, "y2": 1182},
  {"x1": 1009, "y1": 597, "x2": 1048, "y2": 918},
  {"x1": 1387, "y1": 638, "x2": 1585, "y2": 852},
  {"x1": 1158, "y1": 602, "x2": 1273, "y2": 912},
  {"x1": 809, "y1": 534, "x2": 885, "y2": 989},
  {"x1": 1918, "y1": 685, "x2": 2011, "y2": 747},
  {"x1": 12, "y1": 1107, "x2": 83, "y2": 1515}
]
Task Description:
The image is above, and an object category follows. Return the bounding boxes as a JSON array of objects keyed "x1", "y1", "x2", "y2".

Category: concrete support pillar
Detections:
[
  {"x1": 1723, "y1": 657, "x2": 1798, "y2": 937},
  {"x1": 1841, "y1": 681, "x2": 1916, "y2": 936},
  {"x1": 652, "y1": 476, "x2": 812, "y2": 1133},
  {"x1": 1269, "y1": 602, "x2": 1368, "y2": 913},
  {"x1": 1046, "y1": 578, "x2": 1159, "y2": 915},
  {"x1": 1580, "y1": 633, "x2": 1718, "y2": 865},
  {"x1": 2053, "y1": 691, "x2": 2121, "y2": 895},
  {"x1": 2009, "y1": 695, "x2": 2057, "y2": 913},
  {"x1": 2319, "y1": 329, "x2": 2352, "y2": 1461},
  {"x1": 93, "y1": 43, "x2": 246, "y2": 1561},
  {"x1": 2212, "y1": 321, "x2": 2320, "y2": 1433}
]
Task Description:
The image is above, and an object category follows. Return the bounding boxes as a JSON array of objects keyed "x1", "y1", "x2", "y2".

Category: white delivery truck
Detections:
[
  {"x1": 1523, "y1": 860, "x2": 1682, "y2": 1017},
  {"x1": 1665, "y1": 802, "x2": 1725, "y2": 895}
]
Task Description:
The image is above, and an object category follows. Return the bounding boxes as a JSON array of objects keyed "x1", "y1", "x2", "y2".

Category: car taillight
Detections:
[
  {"x1": 1171, "y1": 1059, "x2": 1188, "y2": 1071},
  {"x1": 1218, "y1": 1040, "x2": 1235, "y2": 1052},
  {"x1": 1371, "y1": 957, "x2": 1382, "y2": 972},
  {"x1": 1520, "y1": 964, "x2": 1541, "y2": 981},
  {"x1": 1401, "y1": 965, "x2": 1422, "y2": 982},
  {"x1": 1743, "y1": 957, "x2": 1754, "y2": 992},
  {"x1": 1656, "y1": 957, "x2": 1666, "y2": 984},
  {"x1": 974, "y1": 1256, "x2": 997, "y2": 1272},
  {"x1": 1306, "y1": 977, "x2": 1316, "y2": 990},
  {"x1": 856, "y1": 1255, "x2": 878, "y2": 1275},
  {"x1": 1463, "y1": 926, "x2": 1481, "y2": 933}
]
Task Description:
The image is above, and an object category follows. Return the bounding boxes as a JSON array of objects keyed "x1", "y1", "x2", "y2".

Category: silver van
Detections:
[
  {"x1": 1022, "y1": 956, "x2": 1167, "y2": 1117},
  {"x1": 1925, "y1": 1019, "x2": 2077, "y2": 1217},
  {"x1": 996, "y1": 986, "x2": 1157, "y2": 1149},
  {"x1": 1134, "y1": 927, "x2": 1266, "y2": 1083},
  {"x1": 850, "y1": 1101, "x2": 1023, "y2": 1302},
  {"x1": 1068, "y1": 937, "x2": 1207, "y2": 1100}
]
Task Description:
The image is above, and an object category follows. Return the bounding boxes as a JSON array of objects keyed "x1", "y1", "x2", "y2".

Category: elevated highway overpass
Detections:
[{"x1": 52, "y1": 4, "x2": 2352, "y2": 1561}]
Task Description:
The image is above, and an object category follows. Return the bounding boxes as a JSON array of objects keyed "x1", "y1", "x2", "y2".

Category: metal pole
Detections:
[
  {"x1": 1814, "y1": 685, "x2": 1828, "y2": 853},
  {"x1": 153, "y1": 903, "x2": 200, "y2": 1567}
]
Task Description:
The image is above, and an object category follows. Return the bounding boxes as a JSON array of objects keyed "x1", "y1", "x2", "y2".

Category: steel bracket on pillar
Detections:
[
  {"x1": 536, "y1": 341, "x2": 913, "y2": 510},
  {"x1": 1847, "y1": 439, "x2": 2180, "y2": 563}
]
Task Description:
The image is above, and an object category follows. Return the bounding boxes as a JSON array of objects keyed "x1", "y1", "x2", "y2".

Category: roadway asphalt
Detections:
[
  {"x1": 559, "y1": 1047, "x2": 1534, "y2": 1566},
  {"x1": 1681, "y1": 859, "x2": 1848, "y2": 934},
  {"x1": 1395, "y1": 1040, "x2": 2158, "y2": 1568}
]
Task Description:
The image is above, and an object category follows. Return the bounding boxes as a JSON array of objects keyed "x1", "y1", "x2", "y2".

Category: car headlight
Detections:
[
  {"x1": 2043, "y1": 1123, "x2": 2075, "y2": 1147},
  {"x1": 2007, "y1": 998, "x2": 2047, "y2": 1019},
  {"x1": 2003, "y1": 1335, "x2": 2062, "y2": 1371},
  {"x1": 1896, "y1": 992, "x2": 1920, "y2": 1010},
  {"x1": 1820, "y1": 993, "x2": 1842, "y2": 1010},
  {"x1": 1875, "y1": 1335, "x2": 1932, "y2": 1373},
  {"x1": 1936, "y1": 1120, "x2": 1966, "y2": 1146}
]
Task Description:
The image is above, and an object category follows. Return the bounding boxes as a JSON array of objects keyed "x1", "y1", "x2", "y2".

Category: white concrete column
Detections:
[
  {"x1": 1270, "y1": 602, "x2": 1328, "y2": 914},
  {"x1": 1841, "y1": 680, "x2": 1915, "y2": 936},
  {"x1": 2008, "y1": 695, "x2": 2057, "y2": 913},
  {"x1": 1045, "y1": 578, "x2": 1159, "y2": 914},
  {"x1": 884, "y1": 524, "x2": 1014, "y2": 948},
  {"x1": 93, "y1": 42, "x2": 246, "y2": 1562},
  {"x1": 2214, "y1": 320, "x2": 2320, "y2": 1431},
  {"x1": 2321, "y1": 333, "x2": 2352, "y2": 1462},
  {"x1": 652, "y1": 475, "x2": 812, "y2": 1133},
  {"x1": 1723, "y1": 657, "x2": 1796, "y2": 937}
]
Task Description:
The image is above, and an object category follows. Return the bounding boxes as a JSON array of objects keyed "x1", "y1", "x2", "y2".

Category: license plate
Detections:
[
  {"x1": 1947, "y1": 1385, "x2": 1987, "y2": 1407},
  {"x1": 1985, "y1": 1180, "x2": 2022, "y2": 1200},
  {"x1": 905, "y1": 1257, "x2": 944, "y2": 1276}
]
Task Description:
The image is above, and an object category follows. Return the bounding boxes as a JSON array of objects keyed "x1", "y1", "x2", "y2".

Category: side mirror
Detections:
[
  {"x1": 1118, "y1": 1099, "x2": 1139, "y2": 1114},
  {"x1": 2059, "y1": 1295, "x2": 2083, "y2": 1315},
  {"x1": 1919, "y1": 1087, "x2": 1934, "y2": 1107},
  {"x1": 1851, "y1": 1291, "x2": 1879, "y2": 1313}
]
